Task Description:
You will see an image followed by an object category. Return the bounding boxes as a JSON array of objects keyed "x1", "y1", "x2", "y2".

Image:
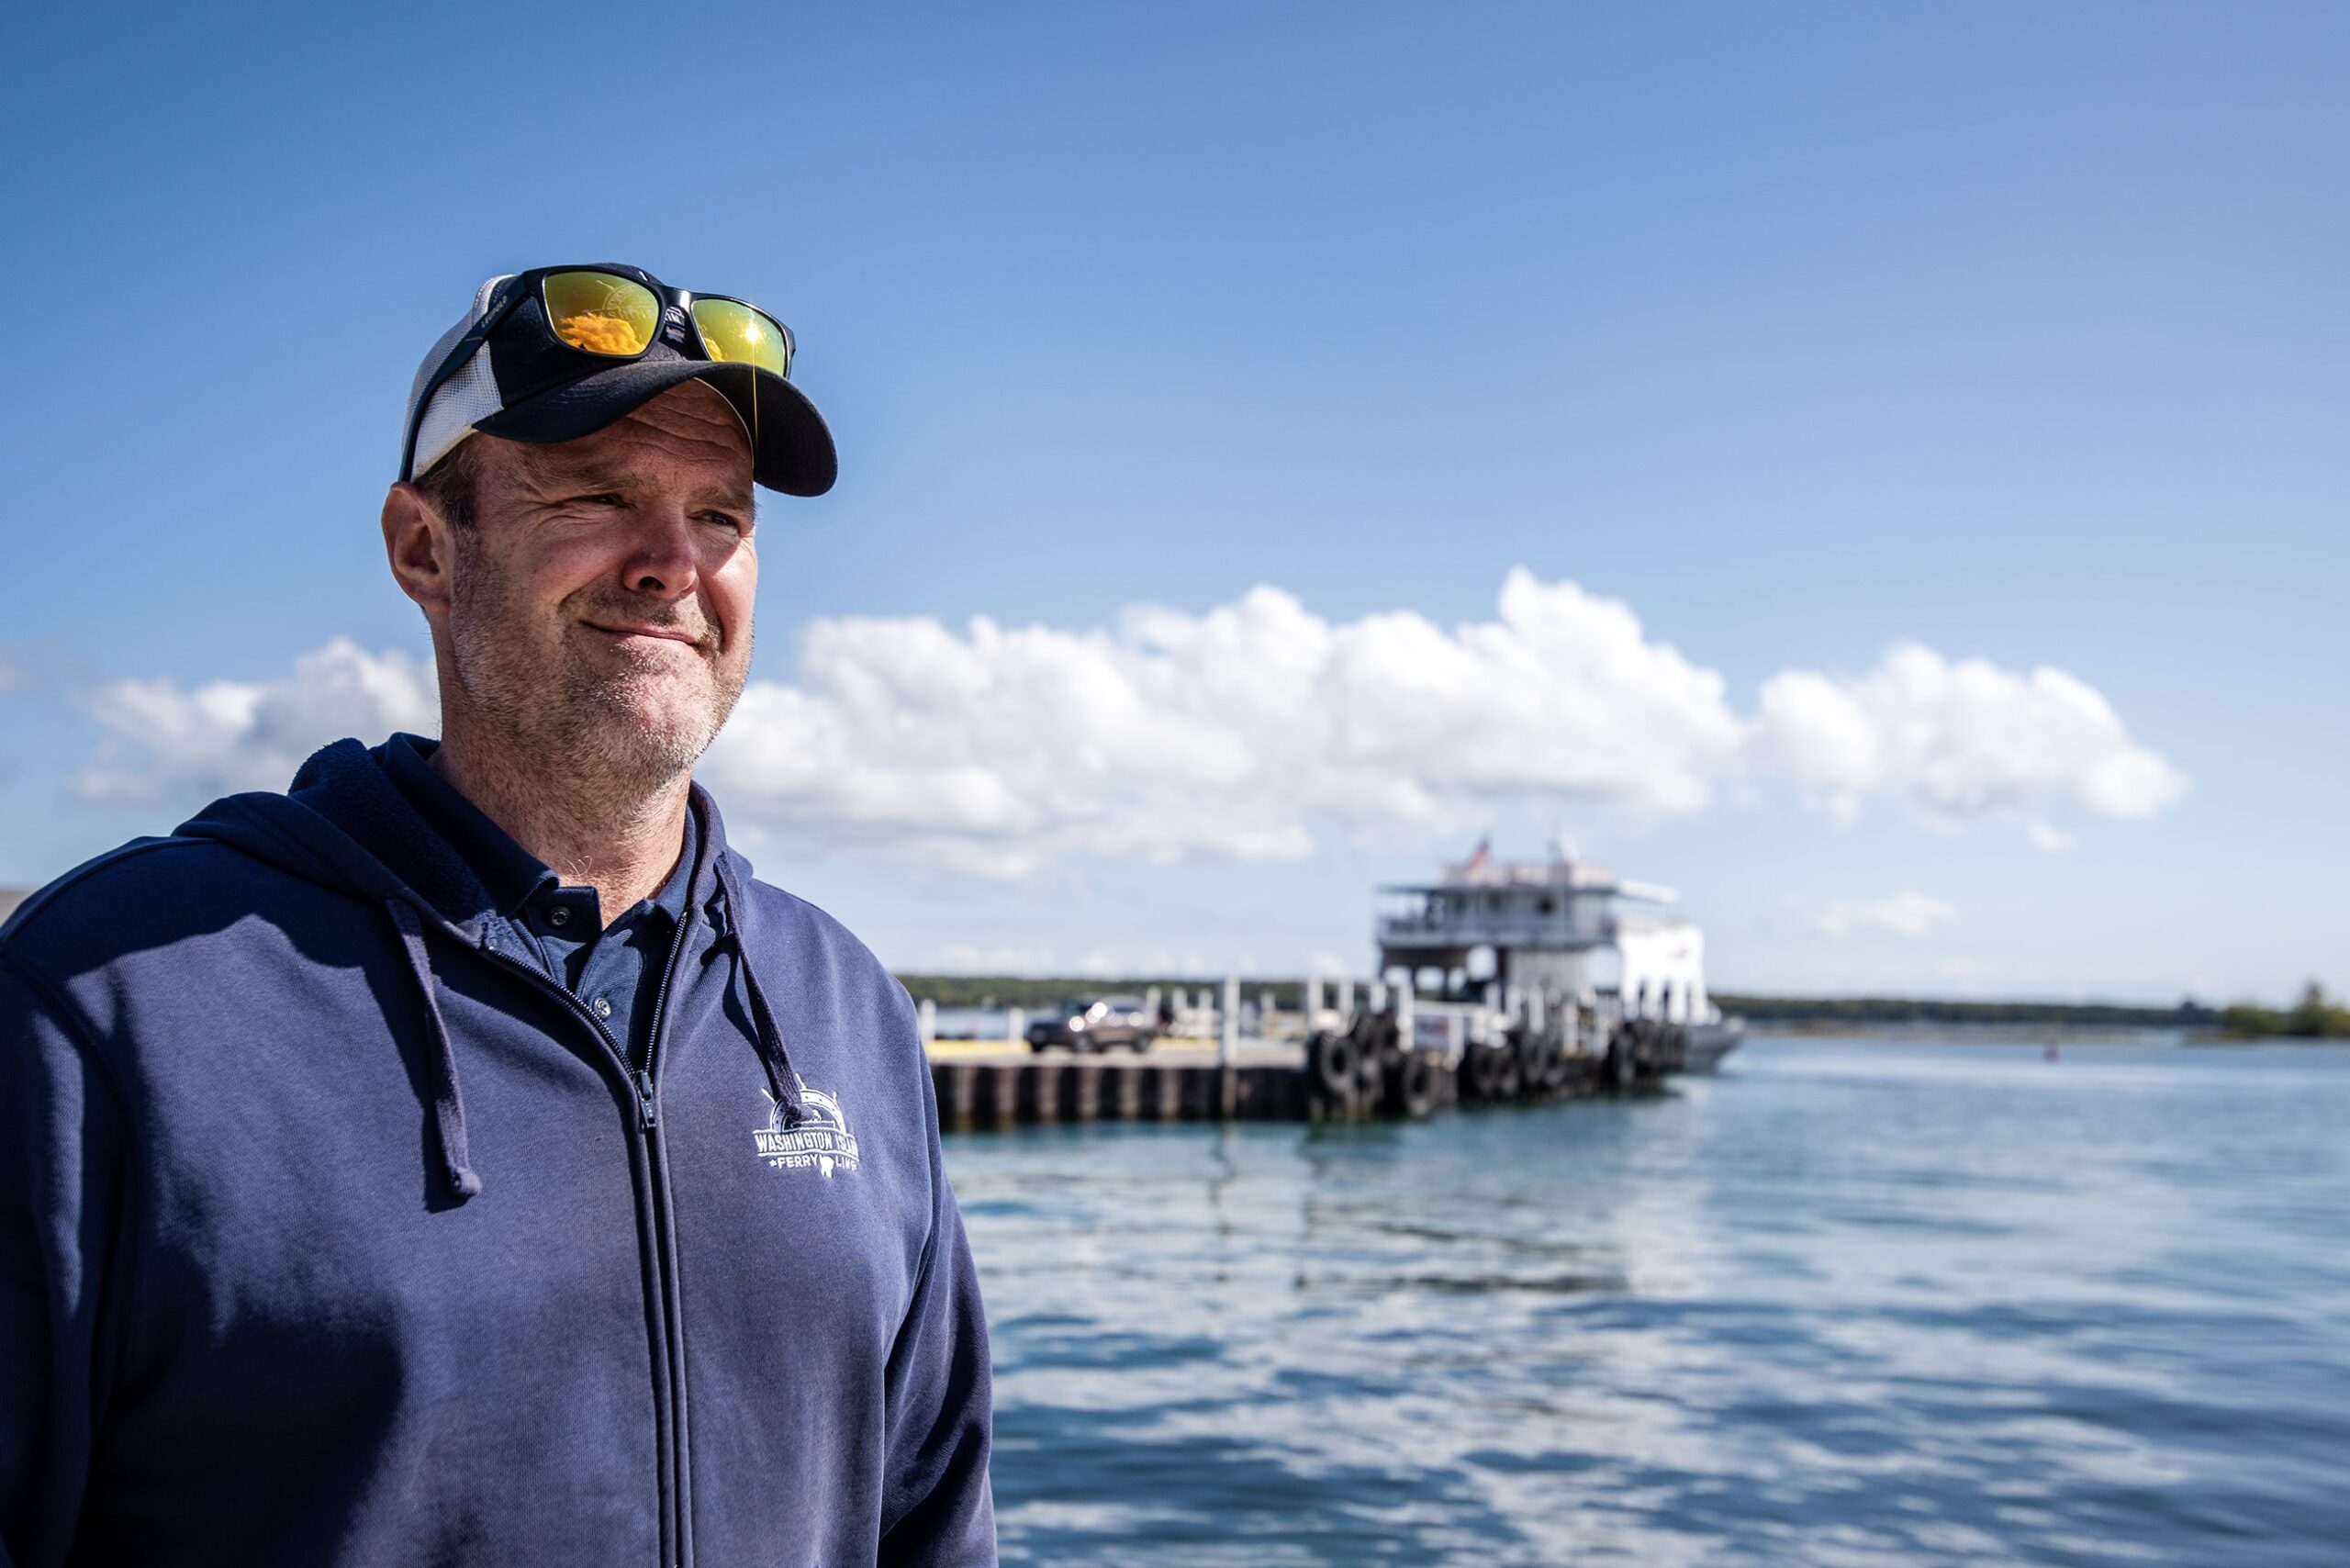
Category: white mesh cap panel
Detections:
[{"x1": 404, "y1": 274, "x2": 513, "y2": 479}]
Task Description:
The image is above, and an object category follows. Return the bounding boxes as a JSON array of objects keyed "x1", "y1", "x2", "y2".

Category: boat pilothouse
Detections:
[{"x1": 1374, "y1": 840, "x2": 1743, "y2": 1073}]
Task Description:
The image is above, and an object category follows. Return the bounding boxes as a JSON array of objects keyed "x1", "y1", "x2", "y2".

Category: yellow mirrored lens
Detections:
[
  {"x1": 691, "y1": 297, "x2": 791, "y2": 375},
  {"x1": 542, "y1": 271, "x2": 659, "y2": 355}
]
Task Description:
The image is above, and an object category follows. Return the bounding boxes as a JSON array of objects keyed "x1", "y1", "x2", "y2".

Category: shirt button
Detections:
[
  {"x1": 546, "y1": 906, "x2": 571, "y2": 928},
  {"x1": 593, "y1": 996, "x2": 613, "y2": 1018}
]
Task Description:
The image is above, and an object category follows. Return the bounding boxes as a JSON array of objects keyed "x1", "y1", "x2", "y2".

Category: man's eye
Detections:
[
  {"x1": 699, "y1": 512, "x2": 749, "y2": 533},
  {"x1": 570, "y1": 492, "x2": 624, "y2": 508}
]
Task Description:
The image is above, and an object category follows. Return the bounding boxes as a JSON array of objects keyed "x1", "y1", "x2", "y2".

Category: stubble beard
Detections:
[{"x1": 444, "y1": 532, "x2": 750, "y2": 808}]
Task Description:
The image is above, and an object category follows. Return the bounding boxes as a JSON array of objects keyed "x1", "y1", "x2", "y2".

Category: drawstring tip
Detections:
[{"x1": 388, "y1": 896, "x2": 487, "y2": 1210}]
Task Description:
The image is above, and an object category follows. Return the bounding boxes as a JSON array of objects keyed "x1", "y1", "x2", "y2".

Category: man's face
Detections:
[{"x1": 432, "y1": 380, "x2": 758, "y2": 788}]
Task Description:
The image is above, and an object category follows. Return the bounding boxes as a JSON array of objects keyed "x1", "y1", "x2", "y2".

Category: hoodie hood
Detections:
[
  {"x1": 169, "y1": 736, "x2": 811, "y2": 1203},
  {"x1": 180, "y1": 736, "x2": 550, "y2": 939}
]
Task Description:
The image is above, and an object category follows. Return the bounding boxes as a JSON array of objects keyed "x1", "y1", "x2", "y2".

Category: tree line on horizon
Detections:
[
  {"x1": 2218, "y1": 982, "x2": 2350, "y2": 1040},
  {"x1": 889, "y1": 973, "x2": 2340, "y2": 1033}
]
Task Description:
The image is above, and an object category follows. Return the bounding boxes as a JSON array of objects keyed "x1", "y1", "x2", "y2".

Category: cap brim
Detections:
[{"x1": 475, "y1": 359, "x2": 837, "y2": 497}]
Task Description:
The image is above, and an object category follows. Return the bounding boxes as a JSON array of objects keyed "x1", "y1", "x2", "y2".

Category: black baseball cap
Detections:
[{"x1": 401, "y1": 264, "x2": 836, "y2": 497}]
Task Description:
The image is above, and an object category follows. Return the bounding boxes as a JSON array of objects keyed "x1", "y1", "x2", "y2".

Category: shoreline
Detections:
[{"x1": 1749, "y1": 1021, "x2": 2349, "y2": 1046}]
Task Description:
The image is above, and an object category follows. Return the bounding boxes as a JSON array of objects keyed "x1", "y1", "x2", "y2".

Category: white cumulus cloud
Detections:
[
  {"x1": 697, "y1": 569, "x2": 1743, "y2": 874},
  {"x1": 1816, "y1": 890, "x2": 1959, "y2": 938},
  {"x1": 73, "y1": 639, "x2": 438, "y2": 804},
  {"x1": 73, "y1": 572, "x2": 2185, "y2": 872},
  {"x1": 1751, "y1": 642, "x2": 2188, "y2": 840}
]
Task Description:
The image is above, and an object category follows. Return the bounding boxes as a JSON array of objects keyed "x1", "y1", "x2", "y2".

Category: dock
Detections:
[
  {"x1": 914, "y1": 841, "x2": 1746, "y2": 1133},
  {"x1": 926, "y1": 1021, "x2": 1688, "y2": 1132}
]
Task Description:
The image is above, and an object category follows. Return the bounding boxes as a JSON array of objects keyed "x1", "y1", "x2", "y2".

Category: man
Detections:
[{"x1": 0, "y1": 264, "x2": 995, "y2": 1565}]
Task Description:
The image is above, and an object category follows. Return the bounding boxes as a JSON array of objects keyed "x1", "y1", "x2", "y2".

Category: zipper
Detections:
[
  {"x1": 638, "y1": 884, "x2": 699, "y2": 1566},
  {"x1": 476, "y1": 906, "x2": 699, "y2": 1568}
]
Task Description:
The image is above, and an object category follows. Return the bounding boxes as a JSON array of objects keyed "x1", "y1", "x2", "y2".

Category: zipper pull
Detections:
[{"x1": 634, "y1": 1069, "x2": 658, "y2": 1130}]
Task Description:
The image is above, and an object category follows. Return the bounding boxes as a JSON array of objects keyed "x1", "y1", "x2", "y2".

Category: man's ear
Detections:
[{"x1": 382, "y1": 482, "x2": 454, "y2": 616}]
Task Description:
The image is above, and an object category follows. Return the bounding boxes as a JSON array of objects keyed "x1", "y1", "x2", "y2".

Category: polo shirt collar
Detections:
[{"x1": 379, "y1": 733, "x2": 699, "y2": 930}]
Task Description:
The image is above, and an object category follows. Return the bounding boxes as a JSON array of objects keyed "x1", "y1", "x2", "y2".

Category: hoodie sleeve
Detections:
[
  {"x1": 0, "y1": 954, "x2": 127, "y2": 1568},
  {"x1": 876, "y1": 1063, "x2": 996, "y2": 1567}
]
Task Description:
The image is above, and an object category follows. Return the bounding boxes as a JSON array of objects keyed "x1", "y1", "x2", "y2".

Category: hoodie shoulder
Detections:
[
  {"x1": 0, "y1": 832, "x2": 315, "y2": 980},
  {"x1": 1, "y1": 835, "x2": 186, "y2": 944}
]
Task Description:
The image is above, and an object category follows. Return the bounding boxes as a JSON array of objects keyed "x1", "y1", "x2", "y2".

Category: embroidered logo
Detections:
[{"x1": 754, "y1": 1082, "x2": 860, "y2": 1177}]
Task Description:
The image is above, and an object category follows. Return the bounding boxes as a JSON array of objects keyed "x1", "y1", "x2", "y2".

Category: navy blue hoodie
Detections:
[{"x1": 0, "y1": 738, "x2": 994, "y2": 1566}]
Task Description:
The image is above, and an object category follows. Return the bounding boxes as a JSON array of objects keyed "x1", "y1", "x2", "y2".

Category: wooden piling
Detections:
[{"x1": 928, "y1": 1031, "x2": 1677, "y2": 1131}]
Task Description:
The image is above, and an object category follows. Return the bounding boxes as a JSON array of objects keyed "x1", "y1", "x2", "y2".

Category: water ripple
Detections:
[{"x1": 951, "y1": 1038, "x2": 2350, "y2": 1565}]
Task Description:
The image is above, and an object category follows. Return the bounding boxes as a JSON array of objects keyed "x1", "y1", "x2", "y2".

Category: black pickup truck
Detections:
[{"x1": 1026, "y1": 995, "x2": 1160, "y2": 1054}]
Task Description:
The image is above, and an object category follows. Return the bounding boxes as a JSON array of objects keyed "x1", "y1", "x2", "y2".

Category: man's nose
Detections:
[{"x1": 621, "y1": 509, "x2": 701, "y2": 597}]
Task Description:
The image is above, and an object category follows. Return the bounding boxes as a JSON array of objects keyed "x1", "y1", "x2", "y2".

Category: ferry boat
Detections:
[{"x1": 1373, "y1": 841, "x2": 1744, "y2": 1073}]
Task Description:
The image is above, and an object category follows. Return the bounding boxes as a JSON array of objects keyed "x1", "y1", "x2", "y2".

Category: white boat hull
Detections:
[{"x1": 1679, "y1": 1019, "x2": 1745, "y2": 1074}]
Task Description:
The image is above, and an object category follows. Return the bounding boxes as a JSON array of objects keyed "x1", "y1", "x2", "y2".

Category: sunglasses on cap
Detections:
[{"x1": 399, "y1": 264, "x2": 800, "y2": 484}]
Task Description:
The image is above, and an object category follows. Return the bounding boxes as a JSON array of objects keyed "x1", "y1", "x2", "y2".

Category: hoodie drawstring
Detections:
[
  {"x1": 713, "y1": 858, "x2": 810, "y2": 1129},
  {"x1": 377, "y1": 858, "x2": 798, "y2": 1200},
  {"x1": 384, "y1": 898, "x2": 485, "y2": 1202}
]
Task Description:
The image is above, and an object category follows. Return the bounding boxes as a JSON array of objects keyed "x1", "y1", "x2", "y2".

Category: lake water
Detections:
[{"x1": 944, "y1": 1036, "x2": 2350, "y2": 1565}]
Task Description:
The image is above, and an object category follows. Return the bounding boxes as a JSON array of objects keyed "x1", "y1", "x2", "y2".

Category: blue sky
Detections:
[{"x1": 3, "y1": 3, "x2": 2343, "y2": 1002}]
